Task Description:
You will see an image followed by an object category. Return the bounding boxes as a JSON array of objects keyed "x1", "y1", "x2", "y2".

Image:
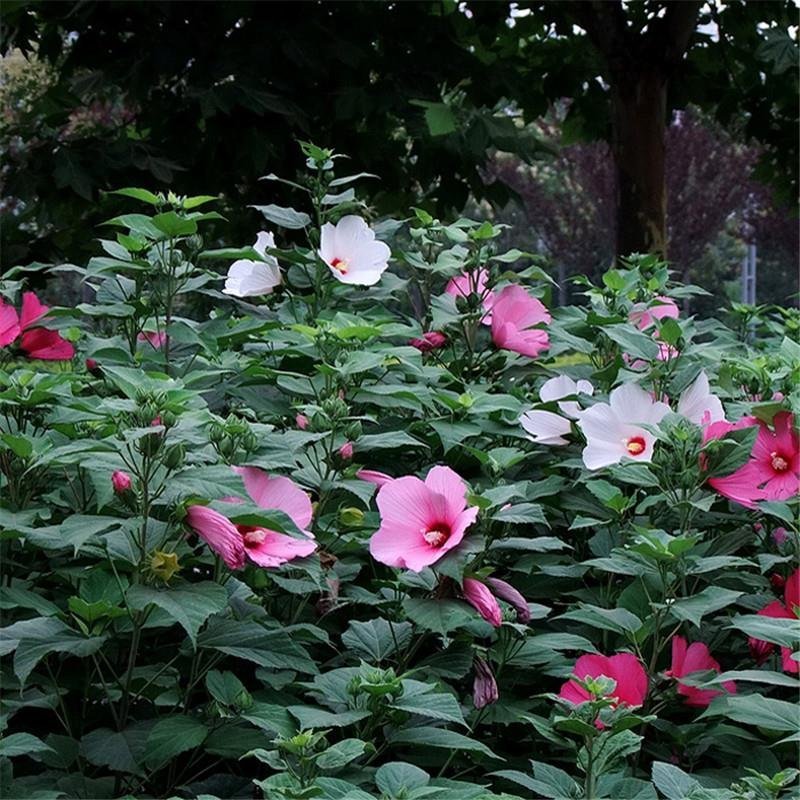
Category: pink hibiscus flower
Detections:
[
  {"x1": 0, "y1": 292, "x2": 75, "y2": 360},
  {"x1": 559, "y1": 652, "x2": 648, "y2": 711},
  {"x1": 666, "y1": 636, "x2": 736, "y2": 707},
  {"x1": 749, "y1": 568, "x2": 799, "y2": 673},
  {"x1": 186, "y1": 466, "x2": 316, "y2": 569},
  {"x1": 490, "y1": 285, "x2": 551, "y2": 358},
  {"x1": 704, "y1": 412, "x2": 799, "y2": 508},
  {"x1": 369, "y1": 465, "x2": 478, "y2": 571}
]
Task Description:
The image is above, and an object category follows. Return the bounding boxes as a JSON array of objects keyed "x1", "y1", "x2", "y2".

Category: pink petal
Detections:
[
  {"x1": 186, "y1": 505, "x2": 246, "y2": 570},
  {"x1": 356, "y1": 469, "x2": 394, "y2": 487},
  {"x1": 233, "y1": 467, "x2": 313, "y2": 531},
  {"x1": 424, "y1": 465, "x2": 469, "y2": 523},
  {"x1": 20, "y1": 292, "x2": 49, "y2": 329},
  {"x1": 245, "y1": 531, "x2": 316, "y2": 567},
  {"x1": 607, "y1": 653, "x2": 648, "y2": 707},
  {"x1": 20, "y1": 328, "x2": 75, "y2": 360},
  {"x1": 784, "y1": 569, "x2": 800, "y2": 612},
  {"x1": 0, "y1": 300, "x2": 20, "y2": 347}
]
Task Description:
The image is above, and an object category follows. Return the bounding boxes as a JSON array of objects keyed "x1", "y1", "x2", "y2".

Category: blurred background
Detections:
[{"x1": 1, "y1": 0, "x2": 797, "y2": 313}]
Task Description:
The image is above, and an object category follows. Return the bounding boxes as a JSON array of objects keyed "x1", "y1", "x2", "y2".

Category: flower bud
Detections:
[
  {"x1": 409, "y1": 331, "x2": 447, "y2": 353},
  {"x1": 770, "y1": 572, "x2": 787, "y2": 591},
  {"x1": 163, "y1": 443, "x2": 185, "y2": 470},
  {"x1": 472, "y1": 657, "x2": 499, "y2": 709},
  {"x1": 338, "y1": 441, "x2": 354, "y2": 461},
  {"x1": 462, "y1": 578, "x2": 502, "y2": 627},
  {"x1": 486, "y1": 577, "x2": 530, "y2": 623},
  {"x1": 112, "y1": 470, "x2": 132, "y2": 494},
  {"x1": 296, "y1": 413, "x2": 309, "y2": 430},
  {"x1": 338, "y1": 507, "x2": 364, "y2": 527},
  {"x1": 345, "y1": 421, "x2": 362, "y2": 441},
  {"x1": 86, "y1": 357, "x2": 102, "y2": 377}
]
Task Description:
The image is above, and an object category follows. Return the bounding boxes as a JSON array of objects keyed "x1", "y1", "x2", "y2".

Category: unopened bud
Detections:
[{"x1": 112, "y1": 470, "x2": 132, "y2": 494}]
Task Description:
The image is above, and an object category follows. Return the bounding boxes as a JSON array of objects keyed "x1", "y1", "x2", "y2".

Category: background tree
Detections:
[{"x1": 1, "y1": 0, "x2": 797, "y2": 275}]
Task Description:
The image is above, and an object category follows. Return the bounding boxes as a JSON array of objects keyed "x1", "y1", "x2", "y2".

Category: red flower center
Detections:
[
  {"x1": 625, "y1": 436, "x2": 646, "y2": 456},
  {"x1": 422, "y1": 524, "x2": 450, "y2": 547},
  {"x1": 330, "y1": 257, "x2": 348, "y2": 274},
  {"x1": 771, "y1": 451, "x2": 789, "y2": 472},
  {"x1": 238, "y1": 525, "x2": 266, "y2": 547}
]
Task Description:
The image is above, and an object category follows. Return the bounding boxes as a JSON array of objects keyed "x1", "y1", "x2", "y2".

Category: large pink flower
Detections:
[
  {"x1": 704, "y1": 412, "x2": 799, "y2": 508},
  {"x1": 559, "y1": 652, "x2": 648, "y2": 710},
  {"x1": 369, "y1": 465, "x2": 478, "y2": 571},
  {"x1": 666, "y1": 636, "x2": 736, "y2": 707},
  {"x1": 0, "y1": 292, "x2": 75, "y2": 360},
  {"x1": 490, "y1": 285, "x2": 551, "y2": 358},
  {"x1": 749, "y1": 568, "x2": 799, "y2": 673},
  {"x1": 186, "y1": 467, "x2": 316, "y2": 569}
]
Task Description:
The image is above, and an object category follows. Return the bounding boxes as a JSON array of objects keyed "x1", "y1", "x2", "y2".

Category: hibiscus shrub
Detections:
[{"x1": 1, "y1": 143, "x2": 798, "y2": 800}]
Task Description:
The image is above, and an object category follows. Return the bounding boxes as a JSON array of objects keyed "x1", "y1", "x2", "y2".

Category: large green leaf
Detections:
[
  {"x1": 389, "y1": 726, "x2": 500, "y2": 760},
  {"x1": 1, "y1": 617, "x2": 107, "y2": 686},
  {"x1": 143, "y1": 716, "x2": 208, "y2": 769},
  {"x1": 701, "y1": 693, "x2": 800, "y2": 732},
  {"x1": 341, "y1": 618, "x2": 412, "y2": 662},
  {"x1": 128, "y1": 581, "x2": 228, "y2": 647}
]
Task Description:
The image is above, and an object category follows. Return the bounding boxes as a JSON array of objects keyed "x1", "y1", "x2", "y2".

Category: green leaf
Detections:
[
  {"x1": 403, "y1": 598, "x2": 475, "y2": 637},
  {"x1": 389, "y1": 726, "x2": 500, "y2": 760},
  {"x1": 491, "y1": 503, "x2": 549, "y2": 527},
  {"x1": 288, "y1": 707, "x2": 370, "y2": 728},
  {"x1": 391, "y1": 691, "x2": 467, "y2": 728},
  {"x1": 251, "y1": 204, "x2": 311, "y2": 229},
  {"x1": 700, "y1": 693, "x2": 800, "y2": 732},
  {"x1": 558, "y1": 604, "x2": 643, "y2": 635},
  {"x1": 341, "y1": 618, "x2": 412, "y2": 662},
  {"x1": 0, "y1": 733, "x2": 55, "y2": 758},
  {"x1": 651, "y1": 762, "x2": 700, "y2": 800},
  {"x1": 199, "y1": 618, "x2": 318, "y2": 673},
  {"x1": 206, "y1": 670, "x2": 251, "y2": 707},
  {"x1": 81, "y1": 727, "x2": 147, "y2": 775},
  {"x1": 669, "y1": 587, "x2": 743, "y2": 627},
  {"x1": 23, "y1": 515, "x2": 123, "y2": 554},
  {"x1": 728, "y1": 615, "x2": 800, "y2": 648},
  {"x1": 127, "y1": 581, "x2": 227, "y2": 648},
  {"x1": 109, "y1": 187, "x2": 161, "y2": 205},
  {"x1": 1, "y1": 617, "x2": 107, "y2": 686},
  {"x1": 315, "y1": 738, "x2": 369, "y2": 770},
  {"x1": 375, "y1": 762, "x2": 430, "y2": 796},
  {"x1": 151, "y1": 211, "x2": 198, "y2": 237},
  {"x1": 144, "y1": 716, "x2": 208, "y2": 769}
]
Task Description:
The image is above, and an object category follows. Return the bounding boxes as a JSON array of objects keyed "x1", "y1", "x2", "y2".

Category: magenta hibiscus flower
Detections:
[
  {"x1": 559, "y1": 652, "x2": 648, "y2": 711},
  {"x1": 666, "y1": 635, "x2": 736, "y2": 707}
]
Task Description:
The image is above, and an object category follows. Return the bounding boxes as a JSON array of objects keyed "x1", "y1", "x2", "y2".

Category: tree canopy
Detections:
[{"x1": 1, "y1": 0, "x2": 796, "y2": 269}]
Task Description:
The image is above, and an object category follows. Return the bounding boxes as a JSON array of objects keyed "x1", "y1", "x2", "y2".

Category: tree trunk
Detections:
[{"x1": 611, "y1": 68, "x2": 668, "y2": 257}]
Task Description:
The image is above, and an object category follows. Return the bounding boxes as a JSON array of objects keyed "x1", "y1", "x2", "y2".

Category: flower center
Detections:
[
  {"x1": 422, "y1": 524, "x2": 450, "y2": 547},
  {"x1": 771, "y1": 451, "x2": 789, "y2": 472},
  {"x1": 239, "y1": 526, "x2": 266, "y2": 546},
  {"x1": 624, "y1": 436, "x2": 646, "y2": 456},
  {"x1": 330, "y1": 257, "x2": 349, "y2": 275}
]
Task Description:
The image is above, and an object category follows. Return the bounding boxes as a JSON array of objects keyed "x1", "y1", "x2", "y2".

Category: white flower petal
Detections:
[
  {"x1": 540, "y1": 375, "x2": 577, "y2": 403},
  {"x1": 677, "y1": 371, "x2": 725, "y2": 425},
  {"x1": 582, "y1": 440, "x2": 625, "y2": 470},
  {"x1": 520, "y1": 410, "x2": 571, "y2": 445},
  {"x1": 253, "y1": 231, "x2": 276, "y2": 260},
  {"x1": 319, "y1": 216, "x2": 390, "y2": 286},
  {"x1": 223, "y1": 259, "x2": 281, "y2": 297}
]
